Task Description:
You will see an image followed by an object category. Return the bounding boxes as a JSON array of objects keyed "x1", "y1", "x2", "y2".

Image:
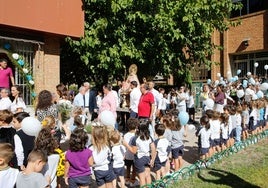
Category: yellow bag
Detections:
[{"x1": 54, "y1": 148, "x2": 65, "y2": 177}]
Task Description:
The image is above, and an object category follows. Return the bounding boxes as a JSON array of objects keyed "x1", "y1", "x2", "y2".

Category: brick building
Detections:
[
  {"x1": 193, "y1": 1, "x2": 268, "y2": 83},
  {"x1": 0, "y1": 1, "x2": 84, "y2": 104}
]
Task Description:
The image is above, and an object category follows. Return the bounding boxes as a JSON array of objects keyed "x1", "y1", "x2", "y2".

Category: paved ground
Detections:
[{"x1": 25, "y1": 106, "x2": 201, "y2": 187}]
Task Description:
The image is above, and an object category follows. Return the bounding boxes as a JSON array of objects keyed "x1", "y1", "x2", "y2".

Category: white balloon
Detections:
[
  {"x1": 252, "y1": 94, "x2": 258, "y2": 100},
  {"x1": 247, "y1": 72, "x2": 252, "y2": 76},
  {"x1": 260, "y1": 83, "x2": 268, "y2": 91},
  {"x1": 12, "y1": 53, "x2": 19, "y2": 60},
  {"x1": 237, "y1": 90, "x2": 244, "y2": 98},
  {"x1": 249, "y1": 78, "x2": 256, "y2": 85},
  {"x1": 206, "y1": 98, "x2": 214, "y2": 109},
  {"x1": 100, "y1": 110, "x2": 116, "y2": 126},
  {"x1": 187, "y1": 124, "x2": 196, "y2": 131},
  {"x1": 21, "y1": 117, "x2": 42, "y2": 136},
  {"x1": 214, "y1": 80, "x2": 219, "y2": 86},
  {"x1": 217, "y1": 73, "x2": 221, "y2": 77}
]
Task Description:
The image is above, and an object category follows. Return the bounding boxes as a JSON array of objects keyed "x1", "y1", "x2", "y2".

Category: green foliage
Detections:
[{"x1": 63, "y1": 0, "x2": 241, "y2": 85}]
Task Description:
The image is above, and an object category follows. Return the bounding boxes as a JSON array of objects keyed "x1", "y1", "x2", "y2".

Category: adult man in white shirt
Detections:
[
  {"x1": 129, "y1": 81, "x2": 141, "y2": 118},
  {"x1": 0, "y1": 88, "x2": 12, "y2": 110},
  {"x1": 73, "y1": 86, "x2": 86, "y2": 108}
]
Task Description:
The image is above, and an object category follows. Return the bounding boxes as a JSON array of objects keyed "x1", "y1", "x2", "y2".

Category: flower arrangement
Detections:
[
  {"x1": 3, "y1": 43, "x2": 36, "y2": 100},
  {"x1": 57, "y1": 99, "x2": 73, "y2": 124}
]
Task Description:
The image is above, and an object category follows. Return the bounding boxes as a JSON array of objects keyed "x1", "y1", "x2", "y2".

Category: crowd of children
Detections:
[
  {"x1": 0, "y1": 87, "x2": 268, "y2": 188},
  {"x1": 196, "y1": 97, "x2": 268, "y2": 164}
]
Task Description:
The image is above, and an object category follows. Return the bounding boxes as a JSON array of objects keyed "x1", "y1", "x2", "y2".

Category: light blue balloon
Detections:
[
  {"x1": 178, "y1": 111, "x2": 189, "y2": 126},
  {"x1": 17, "y1": 59, "x2": 24, "y2": 66},
  {"x1": 207, "y1": 79, "x2": 211, "y2": 84},
  {"x1": 31, "y1": 92, "x2": 37, "y2": 97},
  {"x1": 243, "y1": 83, "x2": 247, "y2": 88},
  {"x1": 234, "y1": 76, "x2": 239, "y2": 81},
  {"x1": 26, "y1": 75, "x2": 32, "y2": 81},
  {"x1": 237, "y1": 69, "x2": 241, "y2": 75},
  {"x1": 243, "y1": 80, "x2": 248, "y2": 85},
  {"x1": 249, "y1": 78, "x2": 255, "y2": 85}
]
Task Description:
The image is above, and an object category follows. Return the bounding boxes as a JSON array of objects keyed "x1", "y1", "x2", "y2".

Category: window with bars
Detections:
[
  {"x1": 0, "y1": 39, "x2": 34, "y2": 105},
  {"x1": 232, "y1": 52, "x2": 268, "y2": 78}
]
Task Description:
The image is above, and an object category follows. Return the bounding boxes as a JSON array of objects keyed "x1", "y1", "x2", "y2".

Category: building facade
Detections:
[
  {"x1": 193, "y1": 1, "x2": 268, "y2": 83},
  {"x1": 0, "y1": 0, "x2": 84, "y2": 104}
]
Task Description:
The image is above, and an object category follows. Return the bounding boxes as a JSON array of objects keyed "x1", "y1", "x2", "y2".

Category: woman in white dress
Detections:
[{"x1": 10, "y1": 85, "x2": 26, "y2": 114}]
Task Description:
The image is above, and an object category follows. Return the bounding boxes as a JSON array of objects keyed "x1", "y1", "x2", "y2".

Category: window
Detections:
[
  {"x1": 232, "y1": 52, "x2": 268, "y2": 78},
  {"x1": 231, "y1": 0, "x2": 268, "y2": 18}
]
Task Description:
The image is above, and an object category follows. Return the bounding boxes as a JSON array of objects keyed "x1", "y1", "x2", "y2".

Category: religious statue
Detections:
[{"x1": 120, "y1": 64, "x2": 140, "y2": 108}]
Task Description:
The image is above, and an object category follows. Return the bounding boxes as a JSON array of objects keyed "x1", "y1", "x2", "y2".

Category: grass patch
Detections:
[{"x1": 168, "y1": 138, "x2": 268, "y2": 188}]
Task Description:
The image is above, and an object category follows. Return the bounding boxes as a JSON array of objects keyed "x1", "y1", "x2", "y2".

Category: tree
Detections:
[{"x1": 63, "y1": 0, "x2": 241, "y2": 86}]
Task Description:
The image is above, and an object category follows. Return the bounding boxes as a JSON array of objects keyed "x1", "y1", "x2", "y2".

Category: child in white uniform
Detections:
[{"x1": 123, "y1": 121, "x2": 156, "y2": 186}]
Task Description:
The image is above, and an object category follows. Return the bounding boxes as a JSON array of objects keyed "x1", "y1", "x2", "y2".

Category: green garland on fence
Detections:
[
  {"x1": 2, "y1": 43, "x2": 36, "y2": 101},
  {"x1": 143, "y1": 130, "x2": 268, "y2": 188}
]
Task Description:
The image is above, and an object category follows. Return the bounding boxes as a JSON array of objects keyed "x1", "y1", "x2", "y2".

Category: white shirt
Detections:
[
  {"x1": 150, "y1": 88, "x2": 161, "y2": 106},
  {"x1": 41, "y1": 154, "x2": 60, "y2": 188},
  {"x1": 158, "y1": 97, "x2": 168, "y2": 110},
  {"x1": 198, "y1": 127, "x2": 211, "y2": 148},
  {"x1": 111, "y1": 145, "x2": 126, "y2": 168},
  {"x1": 14, "y1": 133, "x2": 24, "y2": 166},
  {"x1": 155, "y1": 137, "x2": 169, "y2": 162},
  {"x1": 230, "y1": 114, "x2": 237, "y2": 129},
  {"x1": 177, "y1": 92, "x2": 188, "y2": 106},
  {"x1": 0, "y1": 97, "x2": 12, "y2": 110},
  {"x1": 0, "y1": 167, "x2": 19, "y2": 188},
  {"x1": 96, "y1": 95, "x2": 102, "y2": 108},
  {"x1": 210, "y1": 119, "x2": 221, "y2": 139},
  {"x1": 220, "y1": 123, "x2": 229, "y2": 139},
  {"x1": 132, "y1": 136, "x2": 153, "y2": 159},
  {"x1": 73, "y1": 92, "x2": 85, "y2": 107},
  {"x1": 10, "y1": 97, "x2": 26, "y2": 113},
  {"x1": 130, "y1": 87, "x2": 141, "y2": 113},
  {"x1": 186, "y1": 95, "x2": 195, "y2": 108},
  {"x1": 84, "y1": 90, "x2": 90, "y2": 107},
  {"x1": 124, "y1": 132, "x2": 135, "y2": 160},
  {"x1": 90, "y1": 146, "x2": 111, "y2": 171},
  {"x1": 249, "y1": 108, "x2": 258, "y2": 126},
  {"x1": 235, "y1": 113, "x2": 242, "y2": 127}
]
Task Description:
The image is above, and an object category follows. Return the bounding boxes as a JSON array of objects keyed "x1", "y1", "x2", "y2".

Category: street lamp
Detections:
[{"x1": 254, "y1": 62, "x2": 259, "y2": 76}]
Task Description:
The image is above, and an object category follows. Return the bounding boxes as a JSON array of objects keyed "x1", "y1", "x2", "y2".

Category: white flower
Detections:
[
  {"x1": 12, "y1": 53, "x2": 19, "y2": 60},
  {"x1": 23, "y1": 68, "x2": 29, "y2": 74},
  {"x1": 29, "y1": 80, "x2": 34, "y2": 85}
]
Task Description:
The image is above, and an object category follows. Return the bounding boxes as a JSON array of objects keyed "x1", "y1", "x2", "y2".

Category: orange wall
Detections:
[
  {"x1": 0, "y1": 0, "x2": 84, "y2": 37},
  {"x1": 227, "y1": 11, "x2": 268, "y2": 54}
]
